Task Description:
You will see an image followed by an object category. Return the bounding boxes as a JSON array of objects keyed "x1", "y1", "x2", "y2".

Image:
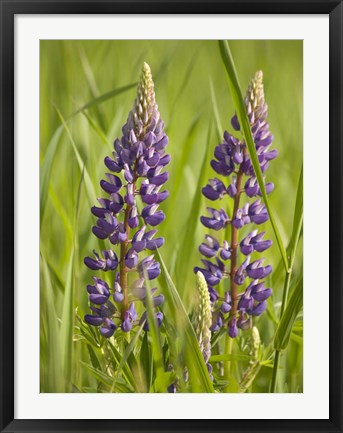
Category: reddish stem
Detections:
[
  {"x1": 120, "y1": 181, "x2": 136, "y2": 320},
  {"x1": 229, "y1": 170, "x2": 244, "y2": 321}
]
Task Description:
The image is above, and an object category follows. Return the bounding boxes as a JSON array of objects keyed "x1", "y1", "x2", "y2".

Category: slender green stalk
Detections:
[
  {"x1": 271, "y1": 167, "x2": 303, "y2": 392},
  {"x1": 270, "y1": 350, "x2": 281, "y2": 393},
  {"x1": 224, "y1": 334, "x2": 233, "y2": 391},
  {"x1": 223, "y1": 169, "x2": 243, "y2": 390},
  {"x1": 229, "y1": 169, "x2": 244, "y2": 319},
  {"x1": 270, "y1": 271, "x2": 291, "y2": 392}
]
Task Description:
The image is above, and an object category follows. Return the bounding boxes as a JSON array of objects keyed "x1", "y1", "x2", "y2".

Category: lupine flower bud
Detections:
[
  {"x1": 196, "y1": 71, "x2": 275, "y2": 338},
  {"x1": 193, "y1": 272, "x2": 213, "y2": 379},
  {"x1": 84, "y1": 63, "x2": 168, "y2": 337}
]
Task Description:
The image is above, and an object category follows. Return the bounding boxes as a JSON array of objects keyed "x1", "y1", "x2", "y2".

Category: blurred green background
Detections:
[{"x1": 40, "y1": 40, "x2": 303, "y2": 393}]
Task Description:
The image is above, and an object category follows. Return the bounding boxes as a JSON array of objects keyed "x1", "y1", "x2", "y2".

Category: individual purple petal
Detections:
[
  {"x1": 155, "y1": 190, "x2": 169, "y2": 204},
  {"x1": 227, "y1": 179, "x2": 237, "y2": 197},
  {"x1": 202, "y1": 178, "x2": 226, "y2": 201},
  {"x1": 156, "y1": 312, "x2": 163, "y2": 326},
  {"x1": 104, "y1": 156, "x2": 122, "y2": 172},
  {"x1": 246, "y1": 260, "x2": 265, "y2": 279},
  {"x1": 125, "y1": 249, "x2": 139, "y2": 269},
  {"x1": 153, "y1": 295, "x2": 164, "y2": 307},
  {"x1": 199, "y1": 243, "x2": 217, "y2": 258},
  {"x1": 146, "y1": 237, "x2": 164, "y2": 250},
  {"x1": 228, "y1": 317, "x2": 239, "y2": 338},
  {"x1": 264, "y1": 149, "x2": 278, "y2": 161},
  {"x1": 128, "y1": 206, "x2": 139, "y2": 229},
  {"x1": 92, "y1": 226, "x2": 108, "y2": 240},
  {"x1": 210, "y1": 312, "x2": 223, "y2": 332},
  {"x1": 84, "y1": 256, "x2": 105, "y2": 271},
  {"x1": 100, "y1": 318, "x2": 116, "y2": 338},
  {"x1": 231, "y1": 114, "x2": 240, "y2": 131},
  {"x1": 128, "y1": 303, "x2": 138, "y2": 321},
  {"x1": 237, "y1": 313, "x2": 252, "y2": 330},
  {"x1": 221, "y1": 302, "x2": 231, "y2": 314},
  {"x1": 234, "y1": 257, "x2": 250, "y2": 285},
  {"x1": 252, "y1": 285, "x2": 272, "y2": 301},
  {"x1": 245, "y1": 177, "x2": 259, "y2": 197},
  {"x1": 154, "y1": 135, "x2": 168, "y2": 151},
  {"x1": 220, "y1": 240, "x2": 231, "y2": 260},
  {"x1": 149, "y1": 171, "x2": 169, "y2": 186},
  {"x1": 91, "y1": 206, "x2": 108, "y2": 218},
  {"x1": 97, "y1": 213, "x2": 117, "y2": 234},
  {"x1": 114, "y1": 292, "x2": 124, "y2": 303},
  {"x1": 89, "y1": 293, "x2": 109, "y2": 305},
  {"x1": 84, "y1": 314, "x2": 103, "y2": 326},
  {"x1": 159, "y1": 154, "x2": 171, "y2": 166},
  {"x1": 121, "y1": 316, "x2": 133, "y2": 332},
  {"x1": 208, "y1": 286, "x2": 219, "y2": 302},
  {"x1": 250, "y1": 301, "x2": 267, "y2": 316},
  {"x1": 210, "y1": 159, "x2": 234, "y2": 176}
]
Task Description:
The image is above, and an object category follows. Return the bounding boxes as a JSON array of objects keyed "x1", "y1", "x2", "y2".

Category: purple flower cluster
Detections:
[
  {"x1": 195, "y1": 71, "x2": 276, "y2": 338},
  {"x1": 84, "y1": 63, "x2": 169, "y2": 338}
]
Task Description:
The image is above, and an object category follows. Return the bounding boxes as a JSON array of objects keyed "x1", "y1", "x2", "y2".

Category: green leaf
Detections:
[
  {"x1": 157, "y1": 251, "x2": 215, "y2": 393},
  {"x1": 218, "y1": 40, "x2": 289, "y2": 272},
  {"x1": 274, "y1": 277, "x2": 303, "y2": 351}
]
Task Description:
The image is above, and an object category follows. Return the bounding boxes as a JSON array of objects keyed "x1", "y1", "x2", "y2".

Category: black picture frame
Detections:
[{"x1": 1, "y1": 1, "x2": 342, "y2": 432}]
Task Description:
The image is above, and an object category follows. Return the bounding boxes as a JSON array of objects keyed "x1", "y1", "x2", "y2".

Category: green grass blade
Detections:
[
  {"x1": 140, "y1": 331, "x2": 153, "y2": 391},
  {"x1": 80, "y1": 361, "x2": 113, "y2": 388},
  {"x1": 60, "y1": 243, "x2": 75, "y2": 391},
  {"x1": 210, "y1": 353, "x2": 252, "y2": 363},
  {"x1": 81, "y1": 110, "x2": 111, "y2": 149},
  {"x1": 289, "y1": 165, "x2": 303, "y2": 268},
  {"x1": 157, "y1": 251, "x2": 215, "y2": 393},
  {"x1": 218, "y1": 40, "x2": 289, "y2": 272},
  {"x1": 40, "y1": 255, "x2": 63, "y2": 392},
  {"x1": 174, "y1": 120, "x2": 212, "y2": 290},
  {"x1": 78, "y1": 45, "x2": 107, "y2": 131},
  {"x1": 40, "y1": 125, "x2": 63, "y2": 225},
  {"x1": 111, "y1": 322, "x2": 145, "y2": 392},
  {"x1": 107, "y1": 340, "x2": 136, "y2": 389},
  {"x1": 169, "y1": 52, "x2": 198, "y2": 122},
  {"x1": 209, "y1": 79, "x2": 223, "y2": 141},
  {"x1": 143, "y1": 269, "x2": 166, "y2": 391},
  {"x1": 274, "y1": 277, "x2": 303, "y2": 351},
  {"x1": 69, "y1": 82, "x2": 137, "y2": 117},
  {"x1": 55, "y1": 107, "x2": 97, "y2": 207},
  {"x1": 60, "y1": 166, "x2": 84, "y2": 391}
]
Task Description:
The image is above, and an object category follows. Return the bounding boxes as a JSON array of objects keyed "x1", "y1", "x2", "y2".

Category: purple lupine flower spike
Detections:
[
  {"x1": 196, "y1": 71, "x2": 276, "y2": 338},
  {"x1": 84, "y1": 63, "x2": 168, "y2": 337}
]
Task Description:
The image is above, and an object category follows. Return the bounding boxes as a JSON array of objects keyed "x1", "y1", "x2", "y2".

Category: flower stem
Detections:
[
  {"x1": 224, "y1": 169, "x2": 243, "y2": 391},
  {"x1": 120, "y1": 181, "x2": 136, "y2": 320},
  {"x1": 229, "y1": 169, "x2": 244, "y2": 319},
  {"x1": 120, "y1": 207, "x2": 130, "y2": 320}
]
